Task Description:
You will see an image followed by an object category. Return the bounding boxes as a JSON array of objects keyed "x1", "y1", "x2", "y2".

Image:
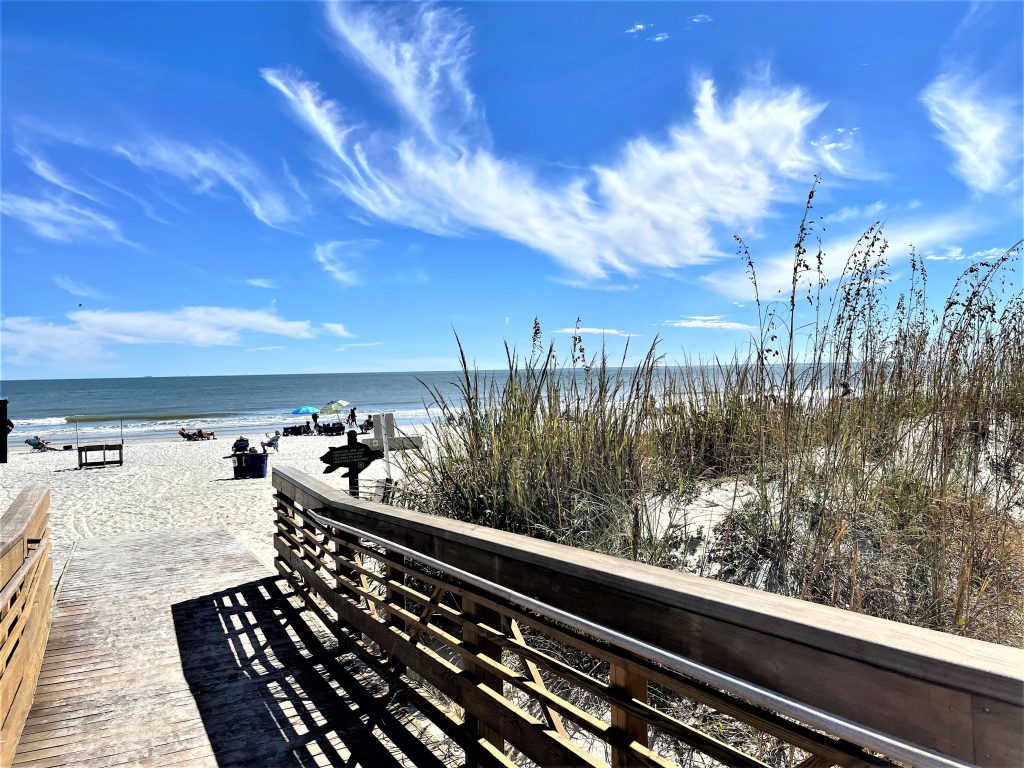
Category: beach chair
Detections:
[{"x1": 25, "y1": 437, "x2": 50, "y2": 452}]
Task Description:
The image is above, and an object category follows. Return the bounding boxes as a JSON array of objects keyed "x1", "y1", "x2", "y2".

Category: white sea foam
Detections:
[{"x1": 8, "y1": 406, "x2": 435, "y2": 443}]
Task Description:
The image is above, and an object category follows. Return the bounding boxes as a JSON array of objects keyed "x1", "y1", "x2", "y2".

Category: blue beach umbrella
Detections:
[{"x1": 291, "y1": 406, "x2": 320, "y2": 415}]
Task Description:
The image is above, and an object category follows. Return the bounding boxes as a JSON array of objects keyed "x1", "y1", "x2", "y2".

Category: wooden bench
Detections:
[{"x1": 77, "y1": 443, "x2": 124, "y2": 469}]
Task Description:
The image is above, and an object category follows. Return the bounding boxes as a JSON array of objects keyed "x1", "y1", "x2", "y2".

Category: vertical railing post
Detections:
[
  {"x1": 462, "y1": 596, "x2": 505, "y2": 764},
  {"x1": 384, "y1": 549, "x2": 407, "y2": 676},
  {"x1": 610, "y1": 662, "x2": 648, "y2": 767}
]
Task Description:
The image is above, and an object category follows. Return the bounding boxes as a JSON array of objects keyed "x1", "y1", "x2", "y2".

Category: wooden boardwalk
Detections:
[{"x1": 12, "y1": 528, "x2": 450, "y2": 768}]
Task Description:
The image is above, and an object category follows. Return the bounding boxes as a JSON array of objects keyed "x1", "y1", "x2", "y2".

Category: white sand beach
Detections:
[{"x1": 1, "y1": 434, "x2": 407, "y2": 579}]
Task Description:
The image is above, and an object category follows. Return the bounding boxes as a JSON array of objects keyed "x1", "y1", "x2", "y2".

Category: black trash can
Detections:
[
  {"x1": 230, "y1": 453, "x2": 247, "y2": 479},
  {"x1": 246, "y1": 452, "x2": 269, "y2": 479}
]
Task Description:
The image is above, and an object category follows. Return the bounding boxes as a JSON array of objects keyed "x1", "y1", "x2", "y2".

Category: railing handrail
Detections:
[
  {"x1": 306, "y1": 506, "x2": 972, "y2": 768},
  {"x1": 1, "y1": 485, "x2": 54, "y2": 768},
  {"x1": 0, "y1": 485, "x2": 50, "y2": 564},
  {"x1": 272, "y1": 466, "x2": 1021, "y2": 698},
  {"x1": 273, "y1": 465, "x2": 1024, "y2": 767}
]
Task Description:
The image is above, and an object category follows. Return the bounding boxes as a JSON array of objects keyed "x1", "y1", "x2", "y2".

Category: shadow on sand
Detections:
[{"x1": 172, "y1": 576, "x2": 448, "y2": 768}]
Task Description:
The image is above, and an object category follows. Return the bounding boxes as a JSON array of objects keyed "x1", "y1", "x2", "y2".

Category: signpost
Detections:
[{"x1": 320, "y1": 431, "x2": 384, "y2": 498}]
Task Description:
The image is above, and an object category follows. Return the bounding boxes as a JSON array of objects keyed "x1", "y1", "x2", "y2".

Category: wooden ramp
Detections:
[{"x1": 12, "y1": 528, "x2": 449, "y2": 768}]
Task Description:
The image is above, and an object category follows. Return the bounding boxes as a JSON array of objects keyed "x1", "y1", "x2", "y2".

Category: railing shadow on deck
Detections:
[{"x1": 171, "y1": 575, "x2": 452, "y2": 768}]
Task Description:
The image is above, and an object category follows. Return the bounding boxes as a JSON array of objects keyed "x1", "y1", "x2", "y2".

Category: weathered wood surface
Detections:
[
  {"x1": 12, "y1": 527, "x2": 450, "y2": 768},
  {"x1": 1, "y1": 486, "x2": 53, "y2": 768},
  {"x1": 273, "y1": 465, "x2": 1024, "y2": 768}
]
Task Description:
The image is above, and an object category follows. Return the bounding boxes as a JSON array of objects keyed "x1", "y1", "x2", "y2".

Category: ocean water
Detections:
[{"x1": 2, "y1": 372, "x2": 474, "y2": 446}]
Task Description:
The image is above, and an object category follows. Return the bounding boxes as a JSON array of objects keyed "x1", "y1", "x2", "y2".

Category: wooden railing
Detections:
[
  {"x1": 0, "y1": 487, "x2": 53, "y2": 768},
  {"x1": 272, "y1": 466, "x2": 1024, "y2": 768}
]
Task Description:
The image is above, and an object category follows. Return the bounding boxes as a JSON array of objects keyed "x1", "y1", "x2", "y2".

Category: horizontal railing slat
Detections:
[{"x1": 272, "y1": 465, "x2": 1024, "y2": 767}]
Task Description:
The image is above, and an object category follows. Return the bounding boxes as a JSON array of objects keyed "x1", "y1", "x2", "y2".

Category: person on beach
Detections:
[
  {"x1": 26, "y1": 435, "x2": 58, "y2": 451},
  {"x1": 359, "y1": 416, "x2": 373, "y2": 433},
  {"x1": 303, "y1": 420, "x2": 312, "y2": 435},
  {"x1": 231, "y1": 436, "x2": 250, "y2": 453},
  {"x1": 347, "y1": 407, "x2": 357, "y2": 430},
  {"x1": 261, "y1": 430, "x2": 281, "y2": 453},
  {"x1": 311, "y1": 412, "x2": 319, "y2": 434},
  {"x1": 195, "y1": 428, "x2": 215, "y2": 440},
  {"x1": 178, "y1": 428, "x2": 198, "y2": 441}
]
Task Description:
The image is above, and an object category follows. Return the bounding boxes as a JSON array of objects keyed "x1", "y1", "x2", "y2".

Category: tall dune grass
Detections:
[{"x1": 395, "y1": 191, "x2": 1024, "y2": 645}]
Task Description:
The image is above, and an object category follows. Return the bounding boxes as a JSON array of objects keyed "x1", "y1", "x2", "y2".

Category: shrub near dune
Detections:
[{"x1": 397, "y1": 193, "x2": 1024, "y2": 646}]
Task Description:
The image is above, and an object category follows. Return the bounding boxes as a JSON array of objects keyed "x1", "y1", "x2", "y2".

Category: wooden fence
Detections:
[
  {"x1": 0, "y1": 487, "x2": 53, "y2": 768},
  {"x1": 272, "y1": 466, "x2": 1023, "y2": 768}
]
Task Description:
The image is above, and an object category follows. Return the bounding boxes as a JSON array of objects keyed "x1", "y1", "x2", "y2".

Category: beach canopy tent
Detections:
[
  {"x1": 291, "y1": 406, "x2": 319, "y2": 415},
  {"x1": 320, "y1": 400, "x2": 350, "y2": 415}
]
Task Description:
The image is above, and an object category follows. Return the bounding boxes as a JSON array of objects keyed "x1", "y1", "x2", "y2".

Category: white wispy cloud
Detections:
[
  {"x1": 665, "y1": 315, "x2": 753, "y2": 331},
  {"x1": 314, "y1": 240, "x2": 374, "y2": 286},
  {"x1": 701, "y1": 212, "x2": 986, "y2": 300},
  {"x1": 690, "y1": 14, "x2": 713, "y2": 24},
  {"x1": 1, "y1": 194, "x2": 127, "y2": 244},
  {"x1": 924, "y1": 245, "x2": 1005, "y2": 262},
  {"x1": 247, "y1": 278, "x2": 276, "y2": 289},
  {"x1": 266, "y1": 6, "x2": 833, "y2": 280},
  {"x1": 650, "y1": 33, "x2": 670, "y2": 42},
  {"x1": 53, "y1": 275, "x2": 101, "y2": 298},
  {"x1": 17, "y1": 145, "x2": 103, "y2": 203},
  {"x1": 921, "y1": 70, "x2": 1023, "y2": 194},
  {"x1": 246, "y1": 345, "x2": 287, "y2": 352},
  {"x1": 828, "y1": 200, "x2": 885, "y2": 223},
  {"x1": 323, "y1": 1, "x2": 484, "y2": 147},
  {"x1": 88, "y1": 175, "x2": 169, "y2": 224},
  {"x1": 336, "y1": 341, "x2": 382, "y2": 351},
  {"x1": 2, "y1": 307, "x2": 313, "y2": 366},
  {"x1": 323, "y1": 322, "x2": 354, "y2": 337},
  {"x1": 552, "y1": 327, "x2": 637, "y2": 337},
  {"x1": 113, "y1": 137, "x2": 295, "y2": 227},
  {"x1": 624, "y1": 23, "x2": 647, "y2": 34},
  {"x1": 22, "y1": 121, "x2": 298, "y2": 229}
]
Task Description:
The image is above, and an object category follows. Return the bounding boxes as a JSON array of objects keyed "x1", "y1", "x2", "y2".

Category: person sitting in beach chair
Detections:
[
  {"x1": 231, "y1": 436, "x2": 250, "y2": 453},
  {"x1": 178, "y1": 427, "x2": 198, "y2": 441},
  {"x1": 195, "y1": 428, "x2": 215, "y2": 440},
  {"x1": 359, "y1": 416, "x2": 374, "y2": 434},
  {"x1": 261, "y1": 430, "x2": 281, "y2": 453},
  {"x1": 26, "y1": 435, "x2": 57, "y2": 452}
]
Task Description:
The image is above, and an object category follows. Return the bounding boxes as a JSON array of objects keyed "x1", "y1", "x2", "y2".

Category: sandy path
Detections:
[{"x1": 1, "y1": 434, "x2": 407, "y2": 577}]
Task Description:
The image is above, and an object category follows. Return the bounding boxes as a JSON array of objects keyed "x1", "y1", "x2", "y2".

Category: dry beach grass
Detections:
[{"x1": 395, "y1": 195, "x2": 1024, "y2": 647}]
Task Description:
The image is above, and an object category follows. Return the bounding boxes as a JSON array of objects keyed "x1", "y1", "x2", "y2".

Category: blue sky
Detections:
[{"x1": 1, "y1": 1, "x2": 1021, "y2": 380}]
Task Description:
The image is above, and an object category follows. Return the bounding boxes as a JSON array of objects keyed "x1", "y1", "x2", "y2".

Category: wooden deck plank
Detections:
[{"x1": 13, "y1": 528, "x2": 450, "y2": 768}]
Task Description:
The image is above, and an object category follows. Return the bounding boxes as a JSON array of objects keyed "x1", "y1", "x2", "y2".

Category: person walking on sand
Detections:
[
  {"x1": 347, "y1": 407, "x2": 357, "y2": 430},
  {"x1": 311, "y1": 412, "x2": 320, "y2": 434}
]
